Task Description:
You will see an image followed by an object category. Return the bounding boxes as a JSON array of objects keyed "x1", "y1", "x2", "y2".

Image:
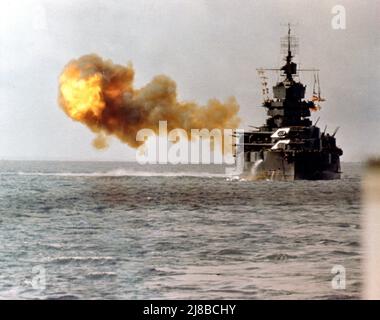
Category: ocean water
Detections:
[{"x1": 0, "y1": 161, "x2": 362, "y2": 299}]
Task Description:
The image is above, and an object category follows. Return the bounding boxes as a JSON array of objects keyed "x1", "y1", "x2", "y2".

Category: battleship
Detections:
[{"x1": 235, "y1": 25, "x2": 343, "y2": 180}]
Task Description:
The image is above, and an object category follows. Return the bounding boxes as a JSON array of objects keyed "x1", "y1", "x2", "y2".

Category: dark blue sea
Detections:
[{"x1": 0, "y1": 161, "x2": 362, "y2": 299}]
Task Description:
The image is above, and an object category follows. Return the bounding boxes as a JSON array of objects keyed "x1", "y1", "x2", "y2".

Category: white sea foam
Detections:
[{"x1": 1, "y1": 169, "x2": 229, "y2": 178}]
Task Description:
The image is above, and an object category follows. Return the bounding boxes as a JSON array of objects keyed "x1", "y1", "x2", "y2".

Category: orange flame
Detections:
[{"x1": 59, "y1": 64, "x2": 105, "y2": 120}]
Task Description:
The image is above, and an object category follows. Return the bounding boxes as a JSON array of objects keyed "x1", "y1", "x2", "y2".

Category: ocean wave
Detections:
[
  {"x1": 45, "y1": 294, "x2": 81, "y2": 300},
  {"x1": 262, "y1": 253, "x2": 298, "y2": 261},
  {"x1": 45, "y1": 256, "x2": 117, "y2": 264},
  {"x1": 85, "y1": 272, "x2": 117, "y2": 279}
]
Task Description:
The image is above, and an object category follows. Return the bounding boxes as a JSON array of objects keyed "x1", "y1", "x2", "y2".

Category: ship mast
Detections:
[
  {"x1": 281, "y1": 23, "x2": 297, "y2": 81},
  {"x1": 286, "y1": 23, "x2": 292, "y2": 78}
]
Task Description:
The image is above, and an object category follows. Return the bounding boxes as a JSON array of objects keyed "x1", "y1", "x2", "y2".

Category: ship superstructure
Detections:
[{"x1": 236, "y1": 25, "x2": 343, "y2": 180}]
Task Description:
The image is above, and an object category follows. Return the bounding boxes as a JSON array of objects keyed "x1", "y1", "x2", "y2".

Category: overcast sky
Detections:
[{"x1": 0, "y1": 0, "x2": 379, "y2": 162}]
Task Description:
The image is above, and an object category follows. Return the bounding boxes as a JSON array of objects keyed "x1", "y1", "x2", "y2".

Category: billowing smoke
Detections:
[{"x1": 58, "y1": 54, "x2": 240, "y2": 149}]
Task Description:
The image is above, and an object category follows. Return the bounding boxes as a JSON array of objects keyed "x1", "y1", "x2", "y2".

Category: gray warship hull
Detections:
[{"x1": 237, "y1": 149, "x2": 341, "y2": 181}]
